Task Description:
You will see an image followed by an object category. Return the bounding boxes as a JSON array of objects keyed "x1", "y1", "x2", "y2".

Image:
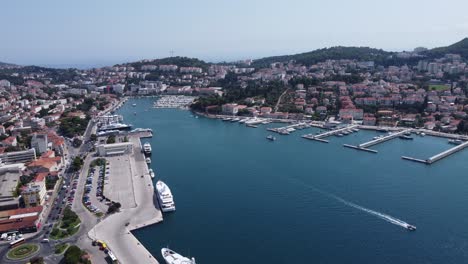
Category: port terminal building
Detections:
[{"x1": 97, "y1": 142, "x2": 133, "y2": 156}]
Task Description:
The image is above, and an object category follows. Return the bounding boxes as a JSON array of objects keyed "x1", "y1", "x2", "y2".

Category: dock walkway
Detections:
[
  {"x1": 358, "y1": 129, "x2": 412, "y2": 148},
  {"x1": 302, "y1": 125, "x2": 358, "y2": 143}
]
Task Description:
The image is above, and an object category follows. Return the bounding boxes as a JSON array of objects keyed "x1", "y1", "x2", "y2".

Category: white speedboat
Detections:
[
  {"x1": 146, "y1": 157, "x2": 151, "y2": 164},
  {"x1": 143, "y1": 142, "x2": 152, "y2": 155},
  {"x1": 156, "y1": 181, "x2": 176, "y2": 212},
  {"x1": 149, "y1": 169, "x2": 155, "y2": 179},
  {"x1": 161, "y1": 248, "x2": 195, "y2": 264}
]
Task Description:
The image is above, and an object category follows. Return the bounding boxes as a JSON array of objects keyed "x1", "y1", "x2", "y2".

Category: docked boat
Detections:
[
  {"x1": 266, "y1": 135, "x2": 276, "y2": 141},
  {"x1": 98, "y1": 123, "x2": 132, "y2": 131},
  {"x1": 149, "y1": 168, "x2": 155, "y2": 179},
  {"x1": 156, "y1": 180, "x2": 176, "y2": 212},
  {"x1": 246, "y1": 124, "x2": 258, "y2": 128},
  {"x1": 420, "y1": 132, "x2": 426, "y2": 137},
  {"x1": 161, "y1": 248, "x2": 195, "y2": 264},
  {"x1": 448, "y1": 139, "x2": 463, "y2": 145},
  {"x1": 406, "y1": 224, "x2": 417, "y2": 231},
  {"x1": 399, "y1": 135, "x2": 414, "y2": 140},
  {"x1": 146, "y1": 157, "x2": 151, "y2": 164},
  {"x1": 143, "y1": 142, "x2": 152, "y2": 155}
]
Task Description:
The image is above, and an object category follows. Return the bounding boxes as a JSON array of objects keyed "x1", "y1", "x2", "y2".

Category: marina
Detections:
[
  {"x1": 117, "y1": 98, "x2": 468, "y2": 264},
  {"x1": 267, "y1": 122, "x2": 311, "y2": 135}
]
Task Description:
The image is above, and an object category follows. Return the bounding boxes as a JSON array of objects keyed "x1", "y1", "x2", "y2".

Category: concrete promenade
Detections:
[{"x1": 89, "y1": 136, "x2": 163, "y2": 264}]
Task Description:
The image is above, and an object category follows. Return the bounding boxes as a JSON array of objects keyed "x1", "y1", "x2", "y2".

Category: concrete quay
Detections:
[
  {"x1": 358, "y1": 129, "x2": 412, "y2": 148},
  {"x1": 302, "y1": 125, "x2": 358, "y2": 143},
  {"x1": 89, "y1": 135, "x2": 163, "y2": 264},
  {"x1": 402, "y1": 140, "x2": 468, "y2": 165}
]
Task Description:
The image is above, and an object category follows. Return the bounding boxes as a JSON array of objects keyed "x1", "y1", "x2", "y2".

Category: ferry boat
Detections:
[
  {"x1": 156, "y1": 181, "x2": 176, "y2": 212},
  {"x1": 448, "y1": 139, "x2": 463, "y2": 145},
  {"x1": 266, "y1": 135, "x2": 276, "y2": 141},
  {"x1": 143, "y1": 142, "x2": 152, "y2": 155},
  {"x1": 149, "y1": 168, "x2": 155, "y2": 179},
  {"x1": 161, "y1": 248, "x2": 195, "y2": 264},
  {"x1": 146, "y1": 157, "x2": 151, "y2": 164}
]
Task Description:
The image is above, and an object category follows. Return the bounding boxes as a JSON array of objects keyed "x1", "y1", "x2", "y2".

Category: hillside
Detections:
[
  {"x1": 251, "y1": 46, "x2": 392, "y2": 68},
  {"x1": 122, "y1": 56, "x2": 209, "y2": 71},
  {"x1": 423, "y1": 38, "x2": 468, "y2": 59}
]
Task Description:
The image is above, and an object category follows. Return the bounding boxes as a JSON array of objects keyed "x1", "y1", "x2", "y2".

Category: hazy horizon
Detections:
[{"x1": 2, "y1": 0, "x2": 468, "y2": 67}]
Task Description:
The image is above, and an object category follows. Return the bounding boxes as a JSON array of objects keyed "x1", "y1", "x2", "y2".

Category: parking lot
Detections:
[
  {"x1": 82, "y1": 160, "x2": 109, "y2": 215},
  {"x1": 102, "y1": 156, "x2": 136, "y2": 209}
]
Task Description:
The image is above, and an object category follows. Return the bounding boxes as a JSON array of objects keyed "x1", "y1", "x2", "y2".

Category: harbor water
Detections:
[{"x1": 117, "y1": 98, "x2": 468, "y2": 264}]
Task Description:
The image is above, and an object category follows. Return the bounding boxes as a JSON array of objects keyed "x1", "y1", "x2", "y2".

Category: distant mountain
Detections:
[
  {"x1": 251, "y1": 46, "x2": 392, "y2": 68},
  {"x1": 423, "y1": 38, "x2": 468, "y2": 59},
  {"x1": 0, "y1": 61, "x2": 16, "y2": 67}
]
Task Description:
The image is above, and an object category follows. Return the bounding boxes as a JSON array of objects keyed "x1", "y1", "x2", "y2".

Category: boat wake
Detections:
[{"x1": 291, "y1": 179, "x2": 411, "y2": 229}]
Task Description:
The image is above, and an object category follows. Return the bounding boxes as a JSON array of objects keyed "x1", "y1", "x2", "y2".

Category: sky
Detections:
[{"x1": 2, "y1": 0, "x2": 468, "y2": 68}]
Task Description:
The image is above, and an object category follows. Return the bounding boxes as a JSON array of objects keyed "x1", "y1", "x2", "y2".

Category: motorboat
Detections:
[
  {"x1": 161, "y1": 248, "x2": 195, "y2": 264},
  {"x1": 406, "y1": 224, "x2": 416, "y2": 231},
  {"x1": 266, "y1": 135, "x2": 276, "y2": 141}
]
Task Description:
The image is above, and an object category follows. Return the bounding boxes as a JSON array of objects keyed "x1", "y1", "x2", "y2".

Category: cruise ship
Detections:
[
  {"x1": 161, "y1": 248, "x2": 195, "y2": 264},
  {"x1": 156, "y1": 180, "x2": 176, "y2": 212},
  {"x1": 143, "y1": 142, "x2": 152, "y2": 155}
]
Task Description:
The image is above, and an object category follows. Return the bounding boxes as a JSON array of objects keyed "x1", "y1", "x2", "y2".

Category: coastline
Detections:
[{"x1": 87, "y1": 100, "x2": 163, "y2": 264}]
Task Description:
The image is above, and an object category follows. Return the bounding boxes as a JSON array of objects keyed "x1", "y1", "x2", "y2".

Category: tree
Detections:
[
  {"x1": 72, "y1": 138, "x2": 83, "y2": 148},
  {"x1": 70, "y1": 157, "x2": 83, "y2": 172},
  {"x1": 30, "y1": 257, "x2": 45, "y2": 264},
  {"x1": 64, "y1": 245, "x2": 84, "y2": 264},
  {"x1": 106, "y1": 135, "x2": 116, "y2": 144},
  {"x1": 90, "y1": 134, "x2": 97, "y2": 141}
]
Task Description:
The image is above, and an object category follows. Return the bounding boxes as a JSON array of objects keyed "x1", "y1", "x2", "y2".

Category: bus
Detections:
[{"x1": 9, "y1": 238, "x2": 25, "y2": 248}]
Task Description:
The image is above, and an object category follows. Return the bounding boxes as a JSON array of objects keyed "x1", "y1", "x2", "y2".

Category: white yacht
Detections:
[
  {"x1": 146, "y1": 157, "x2": 151, "y2": 164},
  {"x1": 143, "y1": 142, "x2": 152, "y2": 155},
  {"x1": 149, "y1": 168, "x2": 155, "y2": 179},
  {"x1": 156, "y1": 181, "x2": 176, "y2": 212},
  {"x1": 161, "y1": 248, "x2": 195, "y2": 264}
]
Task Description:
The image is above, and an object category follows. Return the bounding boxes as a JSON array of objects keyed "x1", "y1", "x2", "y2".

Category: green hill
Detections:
[
  {"x1": 423, "y1": 38, "x2": 468, "y2": 59},
  {"x1": 123, "y1": 56, "x2": 209, "y2": 71},
  {"x1": 252, "y1": 46, "x2": 392, "y2": 68}
]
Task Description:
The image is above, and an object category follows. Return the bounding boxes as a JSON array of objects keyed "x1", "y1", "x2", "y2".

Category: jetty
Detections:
[
  {"x1": 358, "y1": 129, "x2": 412, "y2": 149},
  {"x1": 402, "y1": 140, "x2": 468, "y2": 165},
  {"x1": 302, "y1": 125, "x2": 358, "y2": 143}
]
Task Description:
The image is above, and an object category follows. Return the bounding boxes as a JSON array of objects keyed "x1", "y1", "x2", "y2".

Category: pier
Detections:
[
  {"x1": 402, "y1": 140, "x2": 468, "y2": 165},
  {"x1": 302, "y1": 125, "x2": 358, "y2": 143},
  {"x1": 358, "y1": 129, "x2": 412, "y2": 148},
  {"x1": 343, "y1": 144, "x2": 378, "y2": 153}
]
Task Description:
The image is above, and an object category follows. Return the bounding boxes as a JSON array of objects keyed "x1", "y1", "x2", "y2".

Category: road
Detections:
[{"x1": 274, "y1": 88, "x2": 291, "y2": 113}]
